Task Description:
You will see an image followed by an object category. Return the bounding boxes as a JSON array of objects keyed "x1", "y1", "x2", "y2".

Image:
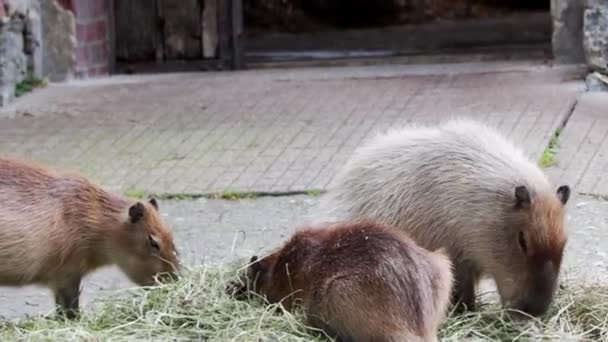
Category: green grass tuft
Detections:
[
  {"x1": 214, "y1": 191, "x2": 259, "y2": 201},
  {"x1": 539, "y1": 128, "x2": 562, "y2": 169},
  {"x1": 539, "y1": 149, "x2": 557, "y2": 169},
  {"x1": 1, "y1": 265, "x2": 607, "y2": 341},
  {"x1": 124, "y1": 190, "x2": 147, "y2": 199},
  {"x1": 154, "y1": 193, "x2": 203, "y2": 201},
  {"x1": 306, "y1": 189, "x2": 324, "y2": 198},
  {"x1": 15, "y1": 74, "x2": 47, "y2": 98}
]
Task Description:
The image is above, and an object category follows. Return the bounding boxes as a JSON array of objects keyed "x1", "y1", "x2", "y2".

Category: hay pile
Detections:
[{"x1": 1, "y1": 266, "x2": 606, "y2": 341}]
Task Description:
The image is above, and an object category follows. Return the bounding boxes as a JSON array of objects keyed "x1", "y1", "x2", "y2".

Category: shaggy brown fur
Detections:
[
  {"x1": 0, "y1": 157, "x2": 179, "y2": 318},
  {"x1": 238, "y1": 220, "x2": 453, "y2": 342}
]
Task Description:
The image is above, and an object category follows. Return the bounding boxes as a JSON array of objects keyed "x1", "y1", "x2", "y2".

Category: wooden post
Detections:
[
  {"x1": 217, "y1": 0, "x2": 231, "y2": 69},
  {"x1": 108, "y1": 0, "x2": 116, "y2": 73},
  {"x1": 155, "y1": 0, "x2": 164, "y2": 62},
  {"x1": 202, "y1": 0, "x2": 218, "y2": 59},
  {"x1": 230, "y1": 0, "x2": 244, "y2": 69}
]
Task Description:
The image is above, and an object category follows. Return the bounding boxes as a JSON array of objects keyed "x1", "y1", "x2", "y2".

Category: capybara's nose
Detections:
[{"x1": 518, "y1": 261, "x2": 557, "y2": 317}]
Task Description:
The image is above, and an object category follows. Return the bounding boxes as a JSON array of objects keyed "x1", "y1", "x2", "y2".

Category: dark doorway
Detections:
[{"x1": 243, "y1": 0, "x2": 552, "y2": 65}]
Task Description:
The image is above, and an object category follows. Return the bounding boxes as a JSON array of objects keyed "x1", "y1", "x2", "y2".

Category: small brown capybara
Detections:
[
  {"x1": 0, "y1": 157, "x2": 179, "y2": 319},
  {"x1": 238, "y1": 220, "x2": 453, "y2": 342}
]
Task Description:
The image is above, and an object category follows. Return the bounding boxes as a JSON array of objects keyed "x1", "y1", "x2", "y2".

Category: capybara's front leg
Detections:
[
  {"x1": 451, "y1": 261, "x2": 478, "y2": 313},
  {"x1": 52, "y1": 276, "x2": 82, "y2": 320}
]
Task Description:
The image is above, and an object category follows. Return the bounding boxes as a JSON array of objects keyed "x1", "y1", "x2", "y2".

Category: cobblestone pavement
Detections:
[
  {"x1": 0, "y1": 61, "x2": 585, "y2": 195},
  {"x1": 0, "y1": 194, "x2": 606, "y2": 319}
]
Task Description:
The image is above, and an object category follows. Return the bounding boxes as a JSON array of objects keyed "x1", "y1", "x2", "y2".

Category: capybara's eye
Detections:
[
  {"x1": 518, "y1": 231, "x2": 527, "y2": 253},
  {"x1": 149, "y1": 235, "x2": 160, "y2": 250}
]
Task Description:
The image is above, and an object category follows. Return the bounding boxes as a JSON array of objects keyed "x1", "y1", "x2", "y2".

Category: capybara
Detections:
[
  {"x1": 0, "y1": 157, "x2": 179, "y2": 318},
  {"x1": 319, "y1": 118, "x2": 571, "y2": 316},
  {"x1": 239, "y1": 220, "x2": 453, "y2": 342}
]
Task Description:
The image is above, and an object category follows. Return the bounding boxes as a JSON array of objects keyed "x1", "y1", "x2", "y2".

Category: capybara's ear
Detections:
[
  {"x1": 149, "y1": 198, "x2": 159, "y2": 210},
  {"x1": 249, "y1": 255, "x2": 258, "y2": 264},
  {"x1": 557, "y1": 185, "x2": 570, "y2": 205},
  {"x1": 128, "y1": 202, "x2": 145, "y2": 223},
  {"x1": 514, "y1": 185, "x2": 531, "y2": 209}
]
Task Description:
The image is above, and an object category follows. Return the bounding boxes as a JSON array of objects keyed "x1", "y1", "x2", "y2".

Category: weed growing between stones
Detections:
[
  {"x1": 15, "y1": 73, "x2": 47, "y2": 98},
  {"x1": 539, "y1": 128, "x2": 562, "y2": 169}
]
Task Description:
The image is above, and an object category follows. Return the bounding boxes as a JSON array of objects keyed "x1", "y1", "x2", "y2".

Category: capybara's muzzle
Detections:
[{"x1": 513, "y1": 260, "x2": 559, "y2": 317}]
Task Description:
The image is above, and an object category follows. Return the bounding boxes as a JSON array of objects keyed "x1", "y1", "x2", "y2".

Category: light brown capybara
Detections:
[
  {"x1": 319, "y1": 118, "x2": 571, "y2": 316},
  {"x1": 237, "y1": 220, "x2": 453, "y2": 342},
  {"x1": 0, "y1": 157, "x2": 179, "y2": 318}
]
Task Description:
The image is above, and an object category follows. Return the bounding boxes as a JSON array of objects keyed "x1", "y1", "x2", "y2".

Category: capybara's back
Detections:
[
  {"x1": 0, "y1": 157, "x2": 179, "y2": 317},
  {"x1": 319, "y1": 119, "x2": 571, "y2": 316},
  {"x1": 246, "y1": 221, "x2": 453, "y2": 342},
  {"x1": 0, "y1": 157, "x2": 64, "y2": 285}
]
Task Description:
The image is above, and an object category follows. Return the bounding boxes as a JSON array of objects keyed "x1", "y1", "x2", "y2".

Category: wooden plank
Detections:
[
  {"x1": 201, "y1": 0, "x2": 205, "y2": 58},
  {"x1": 108, "y1": 0, "x2": 116, "y2": 72},
  {"x1": 114, "y1": 0, "x2": 157, "y2": 62},
  {"x1": 230, "y1": 0, "x2": 244, "y2": 69},
  {"x1": 202, "y1": 0, "x2": 218, "y2": 58},
  {"x1": 217, "y1": 0, "x2": 231, "y2": 68},
  {"x1": 155, "y1": 0, "x2": 164, "y2": 61}
]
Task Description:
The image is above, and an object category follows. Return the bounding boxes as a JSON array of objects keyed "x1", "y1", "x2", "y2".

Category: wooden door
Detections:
[
  {"x1": 114, "y1": 0, "x2": 158, "y2": 62},
  {"x1": 113, "y1": 0, "x2": 242, "y2": 69}
]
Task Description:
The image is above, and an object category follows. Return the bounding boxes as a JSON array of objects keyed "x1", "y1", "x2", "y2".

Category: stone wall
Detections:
[
  {"x1": 551, "y1": 0, "x2": 585, "y2": 64},
  {"x1": 40, "y1": 0, "x2": 112, "y2": 80},
  {"x1": 584, "y1": 0, "x2": 608, "y2": 73},
  {"x1": 0, "y1": 0, "x2": 41, "y2": 106},
  {"x1": 0, "y1": 0, "x2": 113, "y2": 107},
  {"x1": 583, "y1": 0, "x2": 608, "y2": 91},
  {"x1": 40, "y1": 0, "x2": 76, "y2": 82}
]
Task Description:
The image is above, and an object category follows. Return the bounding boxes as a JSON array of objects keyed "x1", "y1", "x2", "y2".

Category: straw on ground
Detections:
[{"x1": 0, "y1": 265, "x2": 606, "y2": 342}]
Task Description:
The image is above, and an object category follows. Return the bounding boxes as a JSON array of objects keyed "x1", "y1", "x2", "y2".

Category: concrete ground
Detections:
[{"x1": 0, "y1": 60, "x2": 607, "y2": 319}]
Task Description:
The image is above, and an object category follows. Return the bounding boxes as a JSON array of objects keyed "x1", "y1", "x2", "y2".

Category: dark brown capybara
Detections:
[{"x1": 237, "y1": 220, "x2": 453, "y2": 342}]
